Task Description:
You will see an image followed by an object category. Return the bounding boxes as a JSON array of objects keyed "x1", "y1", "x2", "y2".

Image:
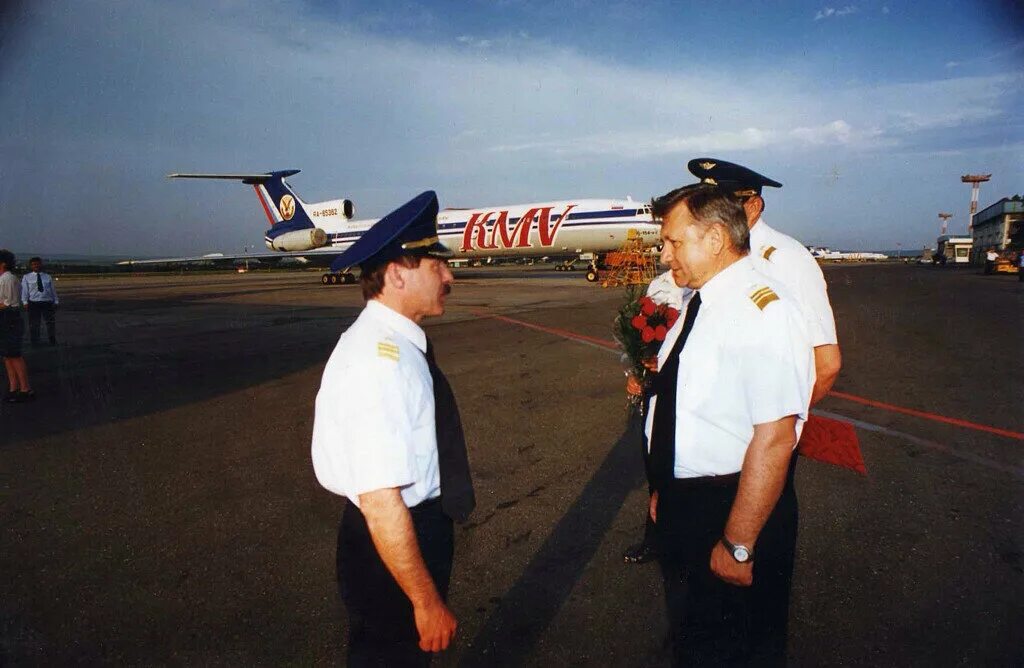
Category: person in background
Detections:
[
  {"x1": 689, "y1": 158, "x2": 841, "y2": 406},
  {"x1": 985, "y1": 247, "x2": 998, "y2": 275},
  {"x1": 622, "y1": 268, "x2": 688, "y2": 564},
  {"x1": 0, "y1": 250, "x2": 34, "y2": 403},
  {"x1": 21, "y1": 256, "x2": 59, "y2": 347}
]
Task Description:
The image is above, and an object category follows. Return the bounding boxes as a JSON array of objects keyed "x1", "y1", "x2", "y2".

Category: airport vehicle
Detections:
[{"x1": 120, "y1": 170, "x2": 661, "y2": 284}]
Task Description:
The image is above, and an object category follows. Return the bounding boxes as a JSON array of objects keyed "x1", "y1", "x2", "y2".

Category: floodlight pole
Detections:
[
  {"x1": 961, "y1": 174, "x2": 991, "y2": 232},
  {"x1": 938, "y1": 212, "x2": 953, "y2": 236}
]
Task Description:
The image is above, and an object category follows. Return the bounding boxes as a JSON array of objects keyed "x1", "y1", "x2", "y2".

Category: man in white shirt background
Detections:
[
  {"x1": 689, "y1": 158, "x2": 841, "y2": 406},
  {"x1": 21, "y1": 256, "x2": 59, "y2": 347}
]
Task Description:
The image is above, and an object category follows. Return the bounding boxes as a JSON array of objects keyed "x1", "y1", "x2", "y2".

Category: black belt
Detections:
[
  {"x1": 665, "y1": 472, "x2": 741, "y2": 489},
  {"x1": 409, "y1": 495, "x2": 443, "y2": 514}
]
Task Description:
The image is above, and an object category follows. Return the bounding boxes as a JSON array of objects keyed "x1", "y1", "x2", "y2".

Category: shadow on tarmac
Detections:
[
  {"x1": 460, "y1": 416, "x2": 648, "y2": 665},
  {"x1": 1, "y1": 297, "x2": 362, "y2": 446}
]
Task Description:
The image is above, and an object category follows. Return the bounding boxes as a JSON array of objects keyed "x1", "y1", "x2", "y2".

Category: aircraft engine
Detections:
[
  {"x1": 266, "y1": 228, "x2": 329, "y2": 252},
  {"x1": 341, "y1": 199, "x2": 355, "y2": 219}
]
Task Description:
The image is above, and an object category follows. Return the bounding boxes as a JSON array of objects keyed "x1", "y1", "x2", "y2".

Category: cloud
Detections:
[
  {"x1": 0, "y1": 0, "x2": 1021, "y2": 255},
  {"x1": 456, "y1": 35, "x2": 492, "y2": 49},
  {"x1": 814, "y1": 5, "x2": 858, "y2": 20}
]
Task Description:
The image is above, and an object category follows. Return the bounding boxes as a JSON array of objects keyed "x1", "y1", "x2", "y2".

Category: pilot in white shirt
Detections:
[
  {"x1": 688, "y1": 157, "x2": 841, "y2": 405},
  {"x1": 644, "y1": 257, "x2": 813, "y2": 476},
  {"x1": 646, "y1": 182, "x2": 813, "y2": 665},
  {"x1": 750, "y1": 219, "x2": 837, "y2": 347},
  {"x1": 309, "y1": 190, "x2": 472, "y2": 665},
  {"x1": 312, "y1": 299, "x2": 440, "y2": 509}
]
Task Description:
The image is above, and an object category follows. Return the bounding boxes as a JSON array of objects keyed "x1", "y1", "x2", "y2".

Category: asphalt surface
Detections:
[{"x1": 2, "y1": 264, "x2": 1021, "y2": 666}]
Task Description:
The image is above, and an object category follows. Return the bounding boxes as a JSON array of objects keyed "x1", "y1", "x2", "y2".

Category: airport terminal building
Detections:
[{"x1": 971, "y1": 195, "x2": 1023, "y2": 263}]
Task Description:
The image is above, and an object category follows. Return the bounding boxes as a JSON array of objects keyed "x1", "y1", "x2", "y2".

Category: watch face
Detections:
[{"x1": 734, "y1": 546, "x2": 750, "y2": 562}]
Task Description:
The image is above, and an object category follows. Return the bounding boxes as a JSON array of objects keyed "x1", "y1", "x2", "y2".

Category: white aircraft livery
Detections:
[{"x1": 120, "y1": 170, "x2": 661, "y2": 284}]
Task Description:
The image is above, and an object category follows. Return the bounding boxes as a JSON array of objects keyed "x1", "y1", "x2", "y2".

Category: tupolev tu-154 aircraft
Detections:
[{"x1": 119, "y1": 170, "x2": 661, "y2": 284}]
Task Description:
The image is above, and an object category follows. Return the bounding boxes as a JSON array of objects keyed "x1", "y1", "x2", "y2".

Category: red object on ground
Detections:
[{"x1": 797, "y1": 414, "x2": 867, "y2": 475}]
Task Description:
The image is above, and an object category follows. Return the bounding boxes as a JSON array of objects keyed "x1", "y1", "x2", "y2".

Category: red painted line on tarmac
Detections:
[
  {"x1": 473, "y1": 311, "x2": 618, "y2": 350},
  {"x1": 827, "y1": 391, "x2": 1024, "y2": 441},
  {"x1": 477, "y1": 309, "x2": 1024, "y2": 441}
]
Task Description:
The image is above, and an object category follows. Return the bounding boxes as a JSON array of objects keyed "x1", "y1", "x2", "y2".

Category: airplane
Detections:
[
  {"x1": 118, "y1": 170, "x2": 661, "y2": 284},
  {"x1": 807, "y1": 246, "x2": 889, "y2": 262}
]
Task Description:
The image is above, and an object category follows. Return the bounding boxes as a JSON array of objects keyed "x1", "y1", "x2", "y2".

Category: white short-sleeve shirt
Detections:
[
  {"x1": 0, "y1": 272, "x2": 21, "y2": 307},
  {"x1": 749, "y1": 219, "x2": 838, "y2": 347},
  {"x1": 311, "y1": 300, "x2": 440, "y2": 508},
  {"x1": 644, "y1": 257, "x2": 815, "y2": 478},
  {"x1": 646, "y1": 270, "x2": 689, "y2": 309}
]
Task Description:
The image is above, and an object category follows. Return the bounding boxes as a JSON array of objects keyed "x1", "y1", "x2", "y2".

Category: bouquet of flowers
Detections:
[{"x1": 613, "y1": 285, "x2": 680, "y2": 409}]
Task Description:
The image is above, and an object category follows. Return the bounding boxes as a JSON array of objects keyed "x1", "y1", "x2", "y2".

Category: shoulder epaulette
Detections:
[
  {"x1": 761, "y1": 245, "x2": 777, "y2": 261},
  {"x1": 749, "y1": 286, "x2": 779, "y2": 310},
  {"x1": 377, "y1": 340, "x2": 400, "y2": 361}
]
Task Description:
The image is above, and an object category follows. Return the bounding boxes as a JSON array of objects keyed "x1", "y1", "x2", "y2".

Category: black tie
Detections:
[
  {"x1": 36, "y1": 272, "x2": 43, "y2": 293},
  {"x1": 425, "y1": 339, "x2": 476, "y2": 523},
  {"x1": 647, "y1": 292, "x2": 702, "y2": 491}
]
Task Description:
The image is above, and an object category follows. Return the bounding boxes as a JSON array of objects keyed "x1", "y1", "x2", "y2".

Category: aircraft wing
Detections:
[{"x1": 117, "y1": 247, "x2": 341, "y2": 266}]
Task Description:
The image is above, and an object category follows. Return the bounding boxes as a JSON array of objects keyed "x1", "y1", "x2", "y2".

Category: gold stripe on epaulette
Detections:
[
  {"x1": 749, "y1": 286, "x2": 779, "y2": 310},
  {"x1": 377, "y1": 341, "x2": 400, "y2": 361},
  {"x1": 762, "y1": 245, "x2": 777, "y2": 261}
]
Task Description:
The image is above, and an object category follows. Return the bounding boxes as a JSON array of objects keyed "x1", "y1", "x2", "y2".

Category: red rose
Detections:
[
  {"x1": 641, "y1": 326, "x2": 655, "y2": 343},
  {"x1": 640, "y1": 298, "x2": 656, "y2": 316},
  {"x1": 654, "y1": 325, "x2": 667, "y2": 341},
  {"x1": 665, "y1": 307, "x2": 679, "y2": 321},
  {"x1": 631, "y1": 314, "x2": 647, "y2": 330}
]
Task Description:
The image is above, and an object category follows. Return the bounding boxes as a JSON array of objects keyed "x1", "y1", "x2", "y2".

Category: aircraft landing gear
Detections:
[
  {"x1": 585, "y1": 265, "x2": 599, "y2": 283},
  {"x1": 321, "y1": 272, "x2": 357, "y2": 285},
  {"x1": 554, "y1": 260, "x2": 576, "y2": 272}
]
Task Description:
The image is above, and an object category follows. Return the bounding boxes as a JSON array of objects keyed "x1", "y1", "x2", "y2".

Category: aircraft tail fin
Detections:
[{"x1": 168, "y1": 170, "x2": 314, "y2": 230}]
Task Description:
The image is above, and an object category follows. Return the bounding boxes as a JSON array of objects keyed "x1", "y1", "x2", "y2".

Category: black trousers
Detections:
[
  {"x1": 337, "y1": 497, "x2": 454, "y2": 667},
  {"x1": 655, "y1": 462, "x2": 798, "y2": 667},
  {"x1": 27, "y1": 301, "x2": 56, "y2": 344}
]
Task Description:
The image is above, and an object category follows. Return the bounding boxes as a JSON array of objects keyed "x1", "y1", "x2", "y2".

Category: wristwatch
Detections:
[{"x1": 720, "y1": 536, "x2": 754, "y2": 563}]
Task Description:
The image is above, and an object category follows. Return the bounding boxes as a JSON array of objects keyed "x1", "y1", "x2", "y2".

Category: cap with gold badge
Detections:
[
  {"x1": 687, "y1": 158, "x2": 783, "y2": 197},
  {"x1": 330, "y1": 191, "x2": 452, "y2": 272}
]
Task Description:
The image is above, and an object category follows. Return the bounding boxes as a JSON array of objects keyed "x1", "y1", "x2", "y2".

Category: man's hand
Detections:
[
  {"x1": 414, "y1": 599, "x2": 458, "y2": 652},
  {"x1": 360, "y1": 488, "x2": 457, "y2": 653},
  {"x1": 710, "y1": 540, "x2": 753, "y2": 586},
  {"x1": 649, "y1": 490, "x2": 659, "y2": 523},
  {"x1": 626, "y1": 373, "x2": 643, "y2": 397}
]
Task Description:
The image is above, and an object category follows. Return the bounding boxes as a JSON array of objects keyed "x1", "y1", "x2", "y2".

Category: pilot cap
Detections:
[
  {"x1": 330, "y1": 191, "x2": 451, "y2": 272},
  {"x1": 687, "y1": 158, "x2": 782, "y2": 197}
]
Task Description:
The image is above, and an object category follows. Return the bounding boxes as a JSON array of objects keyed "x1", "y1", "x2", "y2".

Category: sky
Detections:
[{"x1": 1, "y1": 0, "x2": 1022, "y2": 256}]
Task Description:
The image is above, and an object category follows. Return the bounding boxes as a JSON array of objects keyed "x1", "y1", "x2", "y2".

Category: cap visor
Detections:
[{"x1": 422, "y1": 241, "x2": 453, "y2": 258}]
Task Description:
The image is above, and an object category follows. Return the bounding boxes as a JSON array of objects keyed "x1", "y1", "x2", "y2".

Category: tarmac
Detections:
[{"x1": 2, "y1": 263, "x2": 1022, "y2": 666}]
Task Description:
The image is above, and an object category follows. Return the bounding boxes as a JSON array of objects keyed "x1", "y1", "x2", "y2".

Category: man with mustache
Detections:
[{"x1": 312, "y1": 191, "x2": 475, "y2": 666}]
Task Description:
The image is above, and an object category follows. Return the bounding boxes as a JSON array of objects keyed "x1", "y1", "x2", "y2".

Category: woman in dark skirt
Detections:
[{"x1": 0, "y1": 249, "x2": 34, "y2": 403}]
